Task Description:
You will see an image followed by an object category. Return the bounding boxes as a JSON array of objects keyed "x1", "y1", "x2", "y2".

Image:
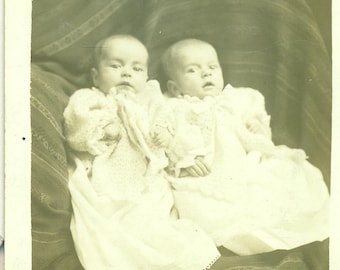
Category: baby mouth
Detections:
[
  {"x1": 203, "y1": 82, "x2": 215, "y2": 88},
  {"x1": 118, "y1": 82, "x2": 132, "y2": 87}
]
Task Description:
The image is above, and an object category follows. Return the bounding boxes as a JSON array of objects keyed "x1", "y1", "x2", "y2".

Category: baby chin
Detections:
[
  {"x1": 201, "y1": 86, "x2": 221, "y2": 96},
  {"x1": 116, "y1": 84, "x2": 136, "y2": 93}
]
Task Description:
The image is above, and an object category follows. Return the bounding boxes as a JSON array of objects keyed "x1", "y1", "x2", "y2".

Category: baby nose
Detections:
[
  {"x1": 121, "y1": 67, "x2": 132, "y2": 77},
  {"x1": 202, "y1": 68, "x2": 212, "y2": 78}
]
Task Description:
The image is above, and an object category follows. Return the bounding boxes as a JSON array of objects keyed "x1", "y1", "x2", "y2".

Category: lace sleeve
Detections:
[
  {"x1": 236, "y1": 119, "x2": 275, "y2": 155},
  {"x1": 141, "y1": 80, "x2": 175, "y2": 134},
  {"x1": 240, "y1": 88, "x2": 272, "y2": 142},
  {"x1": 164, "y1": 100, "x2": 211, "y2": 176},
  {"x1": 63, "y1": 88, "x2": 120, "y2": 155},
  {"x1": 221, "y1": 85, "x2": 274, "y2": 154}
]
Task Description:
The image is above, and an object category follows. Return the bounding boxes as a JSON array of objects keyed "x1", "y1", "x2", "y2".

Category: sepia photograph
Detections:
[{"x1": 5, "y1": 0, "x2": 339, "y2": 269}]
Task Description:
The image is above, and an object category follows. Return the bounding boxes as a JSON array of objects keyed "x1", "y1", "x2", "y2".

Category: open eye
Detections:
[
  {"x1": 133, "y1": 66, "x2": 144, "y2": 72},
  {"x1": 110, "y1": 63, "x2": 121, "y2": 69},
  {"x1": 186, "y1": 67, "x2": 198, "y2": 73}
]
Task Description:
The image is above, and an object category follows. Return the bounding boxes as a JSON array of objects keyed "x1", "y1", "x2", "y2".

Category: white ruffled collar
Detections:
[{"x1": 178, "y1": 84, "x2": 234, "y2": 103}]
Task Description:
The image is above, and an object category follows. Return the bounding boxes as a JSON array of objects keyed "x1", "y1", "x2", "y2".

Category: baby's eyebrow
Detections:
[
  {"x1": 131, "y1": 60, "x2": 147, "y2": 66},
  {"x1": 106, "y1": 58, "x2": 123, "y2": 64},
  {"x1": 184, "y1": 63, "x2": 200, "y2": 68},
  {"x1": 106, "y1": 59, "x2": 147, "y2": 66}
]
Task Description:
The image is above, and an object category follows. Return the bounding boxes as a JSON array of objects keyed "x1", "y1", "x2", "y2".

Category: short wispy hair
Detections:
[
  {"x1": 92, "y1": 35, "x2": 148, "y2": 68},
  {"x1": 161, "y1": 39, "x2": 216, "y2": 81}
]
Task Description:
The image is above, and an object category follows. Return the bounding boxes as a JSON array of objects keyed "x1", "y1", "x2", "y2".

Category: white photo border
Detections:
[{"x1": 4, "y1": 0, "x2": 339, "y2": 269}]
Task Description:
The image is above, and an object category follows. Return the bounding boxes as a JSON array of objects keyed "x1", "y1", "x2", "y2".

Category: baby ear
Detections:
[
  {"x1": 166, "y1": 80, "x2": 180, "y2": 97},
  {"x1": 91, "y1": 67, "x2": 98, "y2": 87}
]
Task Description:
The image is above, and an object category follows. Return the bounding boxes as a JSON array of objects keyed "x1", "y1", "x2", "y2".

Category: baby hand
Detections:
[
  {"x1": 245, "y1": 119, "x2": 264, "y2": 134},
  {"x1": 96, "y1": 123, "x2": 121, "y2": 156},
  {"x1": 182, "y1": 156, "x2": 211, "y2": 177},
  {"x1": 103, "y1": 123, "x2": 121, "y2": 141},
  {"x1": 151, "y1": 126, "x2": 172, "y2": 147}
]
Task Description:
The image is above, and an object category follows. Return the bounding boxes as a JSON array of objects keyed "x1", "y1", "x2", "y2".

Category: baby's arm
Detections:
[
  {"x1": 244, "y1": 113, "x2": 271, "y2": 138},
  {"x1": 146, "y1": 84, "x2": 176, "y2": 148},
  {"x1": 63, "y1": 89, "x2": 121, "y2": 155},
  {"x1": 222, "y1": 85, "x2": 272, "y2": 138},
  {"x1": 96, "y1": 122, "x2": 121, "y2": 153},
  {"x1": 149, "y1": 99, "x2": 211, "y2": 177},
  {"x1": 101, "y1": 122, "x2": 121, "y2": 142},
  {"x1": 160, "y1": 100, "x2": 212, "y2": 177},
  {"x1": 156, "y1": 129, "x2": 211, "y2": 177},
  {"x1": 151, "y1": 124, "x2": 174, "y2": 148},
  {"x1": 179, "y1": 156, "x2": 211, "y2": 177},
  {"x1": 239, "y1": 110, "x2": 275, "y2": 155},
  {"x1": 222, "y1": 86, "x2": 275, "y2": 154}
]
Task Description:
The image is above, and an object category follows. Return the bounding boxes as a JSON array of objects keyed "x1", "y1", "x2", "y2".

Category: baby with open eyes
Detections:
[
  {"x1": 63, "y1": 34, "x2": 329, "y2": 268},
  {"x1": 157, "y1": 38, "x2": 329, "y2": 256},
  {"x1": 63, "y1": 35, "x2": 222, "y2": 270}
]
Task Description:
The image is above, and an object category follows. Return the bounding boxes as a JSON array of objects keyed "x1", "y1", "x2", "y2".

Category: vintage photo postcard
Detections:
[{"x1": 4, "y1": 0, "x2": 340, "y2": 269}]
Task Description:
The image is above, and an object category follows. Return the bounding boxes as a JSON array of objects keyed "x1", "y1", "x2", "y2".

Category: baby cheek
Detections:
[{"x1": 183, "y1": 75, "x2": 197, "y2": 84}]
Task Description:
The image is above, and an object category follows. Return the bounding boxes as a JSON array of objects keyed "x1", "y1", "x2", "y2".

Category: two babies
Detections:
[{"x1": 64, "y1": 35, "x2": 329, "y2": 270}]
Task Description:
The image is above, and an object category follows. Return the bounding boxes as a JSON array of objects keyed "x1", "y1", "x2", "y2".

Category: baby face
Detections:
[
  {"x1": 92, "y1": 38, "x2": 148, "y2": 94},
  {"x1": 169, "y1": 43, "x2": 224, "y2": 99}
]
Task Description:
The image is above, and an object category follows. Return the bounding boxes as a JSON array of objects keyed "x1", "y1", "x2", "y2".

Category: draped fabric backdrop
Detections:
[{"x1": 31, "y1": 1, "x2": 331, "y2": 269}]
